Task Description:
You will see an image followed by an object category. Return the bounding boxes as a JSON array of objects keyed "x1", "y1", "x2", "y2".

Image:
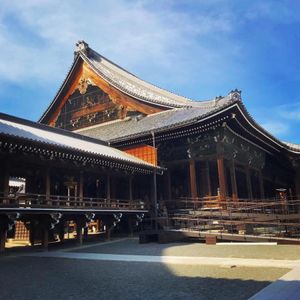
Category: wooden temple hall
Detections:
[{"x1": 1, "y1": 41, "x2": 300, "y2": 251}]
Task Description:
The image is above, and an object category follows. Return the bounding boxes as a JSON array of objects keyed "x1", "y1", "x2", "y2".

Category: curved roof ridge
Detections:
[
  {"x1": 282, "y1": 141, "x2": 300, "y2": 152},
  {"x1": 78, "y1": 41, "x2": 240, "y2": 109}
]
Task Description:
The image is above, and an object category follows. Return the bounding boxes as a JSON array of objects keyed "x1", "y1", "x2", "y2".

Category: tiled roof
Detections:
[
  {"x1": 0, "y1": 113, "x2": 156, "y2": 168},
  {"x1": 76, "y1": 101, "x2": 235, "y2": 143},
  {"x1": 78, "y1": 41, "x2": 240, "y2": 109},
  {"x1": 282, "y1": 141, "x2": 300, "y2": 152}
]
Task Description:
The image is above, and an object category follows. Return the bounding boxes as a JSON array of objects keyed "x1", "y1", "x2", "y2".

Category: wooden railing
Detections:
[{"x1": 0, "y1": 192, "x2": 147, "y2": 211}]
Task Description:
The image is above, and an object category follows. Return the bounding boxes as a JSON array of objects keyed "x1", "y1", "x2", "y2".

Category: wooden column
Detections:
[
  {"x1": 83, "y1": 228, "x2": 88, "y2": 240},
  {"x1": 189, "y1": 160, "x2": 198, "y2": 199},
  {"x1": 0, "y1": 228, "x2": 7, "y2": 253},
  {"x1": 128, "y1": 215, "x2": 134, "y2": 237},
  {"x1": 106, "y1": 225, "x2": 113, "y2": 240},
  {"x1": 76, "y1": 225, "x2": 83, "y2": 245},
  {"x1": 166, "y1": 170, "x2": 172, "y2": 200},
  {"x1": 129, "y1": 177, "x2": 133, "y2": 201},
  {"x1": 45, "y1": 168, "x2": 51, "y2": 203},
  {"x1": 259, "y1": 171, "x2": 265, "y2": 199},
  {"x1": 79, "y1": 172, "x2": 84, "y2": 203},
  {"x1": 41, "y1": 228, "x2": 49, "y2": 250},
  {"x1": 246, "y1": 168, "x2": 253, "y2": 200},
  {"x1": 59, "y1": 223, "x2": 65, "y2": 243},
  {"x1": 106, "y1": 175, "x2": 111, "y2": 200},
  {"x1": 217, "y1": 157, "x2": 227, "y2": 203},
  {"x1": 205, "y1": 161, "x2": 212, "y2": 197},
  {"x1": 230, "y1": 160, "x2": 238, "y2": 201}
]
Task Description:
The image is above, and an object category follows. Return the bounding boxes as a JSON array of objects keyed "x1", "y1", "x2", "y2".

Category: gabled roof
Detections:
[
  {"x1": 38, "y1": 41, "x2": 300, "y2": 155},
  {"x1": 82, "y1": 44, "x2": 228, "y2": 109},
  {"x1": 0, "y1": 113, "x2": 157, "y2": 170},
  {"x1": 39, "y1": 41, "x2": 240, "y2": 123}
]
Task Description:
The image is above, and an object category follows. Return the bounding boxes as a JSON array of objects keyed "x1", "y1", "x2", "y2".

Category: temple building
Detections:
[
  {"x1": 1, "y1": 41, "x2": 300, "y2": 250},
  {"x1": 40, "y1": 41, "x2": 300, "y2": 203}
]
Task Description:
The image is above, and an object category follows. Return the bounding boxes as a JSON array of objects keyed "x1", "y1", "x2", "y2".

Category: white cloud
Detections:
[
  {"x1": 0, "y1": 0, "x2": 238, "y2": 89},
  {"x1": 277, "y1": 103, "x2": 300, "y2": 121},
  {"x1": 261, "y1": 121, "x2": 290, "y2": 136}
]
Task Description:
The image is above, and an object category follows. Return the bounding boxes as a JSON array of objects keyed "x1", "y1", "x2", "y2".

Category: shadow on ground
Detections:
[
  {"x1": 0, "y1": 255, "x2": 286, "y2": 300},
  {"x1": 0, "y1": 238, "x2": 291, "y2": 300}
]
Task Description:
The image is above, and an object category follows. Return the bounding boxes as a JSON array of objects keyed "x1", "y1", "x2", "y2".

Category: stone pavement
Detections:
[
  {"x1": 250, "y1": 266, "x2": 300, "y2": 300},
  {"x1": 20, "y1": 238, "x2": 300, "y2": 300},
  {"x1": 24, "y1": 251, "x2": 299, "y2": 269}
]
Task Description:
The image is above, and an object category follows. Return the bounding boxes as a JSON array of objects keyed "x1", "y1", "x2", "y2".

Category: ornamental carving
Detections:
[
  {"x1": 77, "y1": 78, "x2": 94, "y2": 94},
  {"x1": 55, "y1": 85, "x2": 129, "y2": 130}
]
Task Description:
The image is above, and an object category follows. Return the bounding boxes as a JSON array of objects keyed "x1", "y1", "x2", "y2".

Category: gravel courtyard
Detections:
[{"x1": 0, "y1": 238, "x2": 297, "y2": 300}]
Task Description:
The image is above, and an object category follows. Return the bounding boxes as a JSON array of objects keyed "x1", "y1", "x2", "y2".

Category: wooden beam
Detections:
[
  {"x1": 189, "y1": 160, "x2": 198, "y2": 199},
  {"x1": 72, "y1": 101, "x2": 114, "y2": 119}
]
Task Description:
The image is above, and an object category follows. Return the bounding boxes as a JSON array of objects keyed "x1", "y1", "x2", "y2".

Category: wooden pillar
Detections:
[
  {"x1": 230, "y1": 160, "x2": 238, "y2": 201},
  {"x1": 205, "y1": 161, "x2": 212, "y2": 197},
  {"x1": 106, "y1": 225, "x2": 114, "y2": 240},
  {"x1": 246, "y1": 168, "x2": 253, "y2": 200},
  {"x1": 106, "y1": 175, "x2": 111, "y2": 200},
  {"x1": 189, "y1": 160, "x2": 198, "y2": 199},
  {"x1": 79, "y1": 172, "x2": 84, "y2": 204},
  {"x1": 41, "y1": 228, "x2": 49, "y2": 250},
  {"x1": 129, "y1": 177, "x2": 133, "y2": 201},
  {"x1": 83, "y1": 227, "x2": 88, "y2": 240},
  {"x1": 45, "y1": 168, "x2": 51, "y2": 203},
  {"x1": 76, "y1": 225, "x2": 83, "y2": 245},
  {"x1": 259, "y1": 171, "x2": 265, "y2": 199},
  {"x1": 217, "y1": 157, "x2": 227, "y2": 202},
  {"x1": 0, "y1": 228, "x2": 7, "y2": 253},
  {"x1": 59, "y1": 223, "x2": 65, "y2": 243},
  {"x1": 166, "y1": 170, "x2": 172, "y2": 200},
  {"x1": 128, "y1": 216, "x2": 134, "y2": 237}
]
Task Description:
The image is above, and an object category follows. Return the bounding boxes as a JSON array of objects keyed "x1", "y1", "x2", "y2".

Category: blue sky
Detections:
[{"x1": 0, "y1": 0, "x2": 300, "y2": 143}]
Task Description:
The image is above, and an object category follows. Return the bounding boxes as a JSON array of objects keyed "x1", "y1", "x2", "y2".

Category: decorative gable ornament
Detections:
[{"x1": 77, "y1": 78, "x2": 94, "y2": 94}]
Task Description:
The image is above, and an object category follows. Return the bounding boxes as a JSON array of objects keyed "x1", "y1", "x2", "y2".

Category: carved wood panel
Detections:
[{"x1": 55, "y1": 85, "x2": 129, "y2": 130}]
